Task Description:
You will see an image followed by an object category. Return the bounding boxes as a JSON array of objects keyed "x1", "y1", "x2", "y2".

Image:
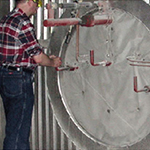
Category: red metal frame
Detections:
[
  {"x1": 134, "y1": 76, "x2": 150, "y2": 93},
  {"x1": 94, "y1": 19, "x2": 112, "y2": 26},
  {"x1": 43, "y1": 18, "x2": 112, "y2": 27},
  {"x1": 127, "y1": 57, "x2": 150, "y2": 67},
  {"x1": 127, "y1": 58, "x2": 150, "y2": 63},
  {"x1": 130, "y1": 64, "x2": 150, "y2": 67},
  {"x1": 43, "y1": 18, "x2": 81, "y2": 27},
  {"x1": 90, "y1": 50, "x2": 112, "y2": 66},
  {"x1": 90, "y1": 50, "x2": 100, "y2": 66}
]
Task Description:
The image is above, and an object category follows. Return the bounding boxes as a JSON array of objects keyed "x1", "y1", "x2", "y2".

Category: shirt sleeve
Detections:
[{"x1": 18, "y1": 19, "x2": 43, "y2": 57}]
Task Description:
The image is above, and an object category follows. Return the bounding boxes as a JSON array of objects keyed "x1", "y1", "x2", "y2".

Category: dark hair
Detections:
[{"x1": 15, "y1": 0, "x2": 26, "y2": 5}]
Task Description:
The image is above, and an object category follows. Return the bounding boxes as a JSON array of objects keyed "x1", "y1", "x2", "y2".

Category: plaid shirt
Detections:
[{"x1": 0, "y1": 8, "x2": 43, "y2": 70}]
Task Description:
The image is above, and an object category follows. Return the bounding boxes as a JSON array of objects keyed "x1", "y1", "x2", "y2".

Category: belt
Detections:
[{"x1": 1, "y1": 65, "x2": 33, "y2": 74}]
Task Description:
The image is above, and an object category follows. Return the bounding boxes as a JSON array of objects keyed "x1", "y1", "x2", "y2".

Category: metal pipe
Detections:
[
  {"x1": 43, "y1": 18, "x2": 81, "y2": 27},
  {"x1": 46, "y1": 2, "x2": 55, "y2": 19},
  {"x1": 127, "y1": 57, "x2": 150, "y2": 63},
  {"x1": 90, "y1": 50, "x2": 99, "y2": 66},
  {"x1": 44, "y1": 66, "x2": 51, "y2": 150},
  {"x1": 59, "y1": 2, "x2": 93, "y2": 9},
  {"x1": 80, "y1": 15, "x2": 112, "y2": 27},
  {"x1": 130, "y1": 63, "x2": 150, "y2": 67},
  {"x1": 94, "y1": 18, "x2": 112, "y2": 25},
  {"x1": 79, "y1": 2, "x2": 93, "y2": 8},
  {"x1": 10, "y1": 0, "x2": 15, "y2": 11},
  {"x1": 90, "y1": 50, "x2": 112, "y2": 66},
  {"x1": 43, "y1": 17, "x2": 112, "y2": 27},
  {"x1": 134, "y1": 76, "x2": 150, "y2": 93},
  {"x1": 55, "y1": 66, "x2": 78, "y2": 71},
  {"x1": 134, "y1": 76, "x2": 145, "y2": 93},
  {"x1": 127, "y1": 57, "x2": 150, "y2": 67},
  {"x1": 76, "y1": 25, "x2": 80, "y2": 61},
  {"x1": 59, "y1": 2, "x2": 79, "y2": 9},
  {"x1": 53, "y1": 116, "x2": 58, "y2": 150},
  {"x1": 37, "y1": 66, "x2": 43, "y2": 149},
  {"x1": 76, "y1": 10, "x2": 80, "y2": 62}
]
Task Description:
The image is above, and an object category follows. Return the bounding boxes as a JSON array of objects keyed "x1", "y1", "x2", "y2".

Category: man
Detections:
[{"x1": 0, "y1": 0, "x2": 61, "y2": 149}]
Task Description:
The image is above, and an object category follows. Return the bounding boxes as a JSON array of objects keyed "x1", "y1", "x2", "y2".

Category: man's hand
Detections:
[
  {"x1": 33, "y1": 52, "x2": 61, "y2": 67},
  {"x1": 49, "y1": 55, "x2": 62, "y2": 67}
]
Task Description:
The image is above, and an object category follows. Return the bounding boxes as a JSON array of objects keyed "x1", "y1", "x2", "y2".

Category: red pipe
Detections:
[
  {"x1": 90, "y1": 50, "x2": 99, "y2": 66},
  {"x1": 133, "y1": 76, "x2": 149, "y2": 93},
  {"x1": 43, "y1": 18, "x2": 81, "y2": 27},
  {"x1": 134, "y1": 76, "x2": 139, "y2": 92},
  {"x1": 43, "y1": 18, "x2": 112, "y2": 27},
  {"x1": 94, "y1": 19, "x2": 112, "y2": 25},
  {"x1": 130, "y1": 63, "x2": 150, "y2": 67},
  {"x1": 90, "y1": 50, "x2": 111, "y2": 66}
]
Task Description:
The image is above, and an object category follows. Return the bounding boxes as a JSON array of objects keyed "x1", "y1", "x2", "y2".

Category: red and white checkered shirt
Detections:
[{"x1": 0, "y1": 8, "x2": 43, "y2": 70}]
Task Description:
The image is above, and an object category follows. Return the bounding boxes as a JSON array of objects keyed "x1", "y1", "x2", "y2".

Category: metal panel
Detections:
[
  {"x1": 0, "y1": 0, "x2": 150, "y2": 150},
  {"x1": 46, "y1": 0, "x2": 150, "y2": 150},
  {"x1": 31, "y1": 0, "x2": 78, "y2": 149},
  {"x1": 0, "y1": 0, "x2": 78, "y2": 150}
]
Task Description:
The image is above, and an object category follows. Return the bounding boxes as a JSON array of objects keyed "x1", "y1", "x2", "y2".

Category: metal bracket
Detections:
[
  {"x1": 134, "y1": 76, "x2": 150, "y2": 93},
  {"x1": 127, "y1": 57, "x2": 150, "y2": 67},
  {"x1": 55, "y1": 66, "x2": 78, "y2": 71},
  {"x1": 90, "y1": 50, "x2": 111, "y2": 66}
]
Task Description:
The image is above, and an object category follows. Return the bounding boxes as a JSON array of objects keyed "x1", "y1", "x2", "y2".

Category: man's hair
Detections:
[{"x1": 15, "y1": 0, "x2": 27, "y2": 5}]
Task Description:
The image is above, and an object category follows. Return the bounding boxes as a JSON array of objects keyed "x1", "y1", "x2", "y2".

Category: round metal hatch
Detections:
[{"x1": 46, "y1": 0, "x2": 150, "y2": 149}]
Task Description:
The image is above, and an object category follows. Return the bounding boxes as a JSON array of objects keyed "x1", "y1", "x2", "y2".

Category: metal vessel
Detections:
[{"x1": 46, "y1": 0, "x2": 150, "y2": 149}]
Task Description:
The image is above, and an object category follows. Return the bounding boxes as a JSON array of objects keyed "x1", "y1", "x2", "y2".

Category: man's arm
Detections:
[{"x1": 33, "y1": 52, "x2": 61, "y2": 67}]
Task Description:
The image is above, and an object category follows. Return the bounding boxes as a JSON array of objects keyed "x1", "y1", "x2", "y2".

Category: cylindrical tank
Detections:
[{"x1": 46, "y1": 0, "x2": 150, "y2": 149}]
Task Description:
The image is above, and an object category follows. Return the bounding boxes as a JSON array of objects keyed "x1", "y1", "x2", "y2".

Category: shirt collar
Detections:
[{"x1": 14, "y1": 8, "x2": 28, "y2": 18}]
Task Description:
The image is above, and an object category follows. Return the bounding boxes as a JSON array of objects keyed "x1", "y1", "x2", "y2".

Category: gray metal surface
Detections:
[
  {"x1": 46, "y1": 0, "x2": 150, "y2": 149},
  {"x1": 1, "y1": 0, "x2": 150, "y2": 150},
  {"x1": 0, "y1": 0, "x2": 78, "y2": 150}
]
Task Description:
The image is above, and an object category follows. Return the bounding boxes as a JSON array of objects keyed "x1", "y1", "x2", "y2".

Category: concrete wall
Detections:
[{"x1": 0, "y1": 0, "x2": 9, "y2": 19}]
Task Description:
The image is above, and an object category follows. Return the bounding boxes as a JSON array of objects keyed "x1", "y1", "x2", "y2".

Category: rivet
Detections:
[{"x1": 107, "y1": 109, "x2": 110, "y2": 113}]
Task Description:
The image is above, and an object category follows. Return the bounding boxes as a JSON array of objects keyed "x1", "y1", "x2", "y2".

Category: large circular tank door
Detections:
[{"x1": 46, "y1": 0, "x2": 150, "y2": 149}]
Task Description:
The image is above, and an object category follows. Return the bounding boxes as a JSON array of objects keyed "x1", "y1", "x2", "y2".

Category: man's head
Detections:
[{"x1": 15, "y1": 0, "x2": 42, "y2": 17}]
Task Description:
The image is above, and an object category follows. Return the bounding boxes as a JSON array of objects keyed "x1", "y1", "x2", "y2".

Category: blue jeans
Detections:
[{"x1": 0, "y1": 67, "x2": 34, "y2": 150}]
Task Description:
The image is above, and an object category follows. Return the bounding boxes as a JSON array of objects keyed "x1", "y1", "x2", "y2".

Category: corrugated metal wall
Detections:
[
  {"x1": 0, "y1": 0, "x2": 150, "y2": 150},
  {"x1": 0, "y1": 0, "x2": 78, "y2": 150},
  {"x1": 30, "y1": 0, "x2": 79, "y2": 149}
]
